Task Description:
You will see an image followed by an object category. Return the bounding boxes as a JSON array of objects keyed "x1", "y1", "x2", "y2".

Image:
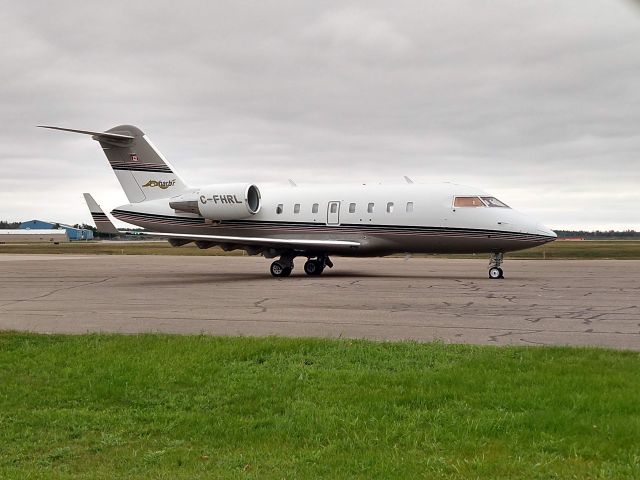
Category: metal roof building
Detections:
[
  {"x1": 19, "y1": 220, "x2": 94, "y2": 241},
  {"x1": 0, "y1": 229, "x2": 69, "y2": 243}
]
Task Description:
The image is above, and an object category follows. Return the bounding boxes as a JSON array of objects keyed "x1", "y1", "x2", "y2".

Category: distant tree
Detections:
[
  {"x1": 555, "y1": 230, "x2": 640, "y2": 239},
  {"x1": 0, "y1": 220, "x2": 21, "y2": 229},
  {"x1": 72, "y1": 223, "x2": 97, "y2": 232}
]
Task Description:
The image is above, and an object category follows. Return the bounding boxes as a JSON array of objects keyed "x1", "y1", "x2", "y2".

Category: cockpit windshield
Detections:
[
  {"x1": 481, "y1": 197, "x2": 510, "y2": 208},
  {"x1": 453, "y1": 196, "x2": 485, "y2": 207},
  {"x1": 453, "y1": 196, "x2": 511, "y2": 208}
]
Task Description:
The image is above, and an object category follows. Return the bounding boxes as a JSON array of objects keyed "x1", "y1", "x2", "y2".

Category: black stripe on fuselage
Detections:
[{"x1": 111, "y1": 209, "x2": 554, "y2": 242}]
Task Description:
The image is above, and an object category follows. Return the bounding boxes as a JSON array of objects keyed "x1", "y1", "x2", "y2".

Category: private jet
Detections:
[{"x1": 40, "y1": 124, "x2": 556, "y2": 278}]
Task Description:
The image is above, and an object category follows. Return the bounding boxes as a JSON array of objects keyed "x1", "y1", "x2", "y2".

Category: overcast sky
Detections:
[{"x1": 1, "y1": 0, "x2": 639, "y2": 230}]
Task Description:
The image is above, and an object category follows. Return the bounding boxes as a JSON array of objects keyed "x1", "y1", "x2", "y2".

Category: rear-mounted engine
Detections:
[{"x1": 169, "y1": 183, "x2": 261, "y2": 220}]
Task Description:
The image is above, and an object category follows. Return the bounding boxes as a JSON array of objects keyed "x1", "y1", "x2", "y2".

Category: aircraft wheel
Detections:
[
  {"x1": 488, "y1": 267, "x2": 503, "y2": 279},
  {"x1": 270, "y1": 261, "x2": 291, "y2": 277},
  {"x1": 303, "y1": 260, "x2": 316, "y2": 275},
  {"x1": 304, "y1": 260, "x2": 324, "y2": 276}
]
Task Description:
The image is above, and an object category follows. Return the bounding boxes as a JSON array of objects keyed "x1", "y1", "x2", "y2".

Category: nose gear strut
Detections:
[{"x1": 488, "y1": 252, "x2": 504, "y2": 279}]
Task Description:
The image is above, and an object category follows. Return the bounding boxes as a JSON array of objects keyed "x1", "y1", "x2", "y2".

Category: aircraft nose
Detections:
[
  {"x1": 536, "y1": 225, "x2": 557, "y2": 238},
  {"x1": 513, "y1": 211, "x2": 556, "y2": 239},
  {"x1": 529, "y1": 223, "x2": 557, "y2": 239}
]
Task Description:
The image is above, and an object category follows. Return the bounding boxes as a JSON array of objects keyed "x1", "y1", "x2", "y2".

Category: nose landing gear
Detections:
[{"x1": 488, "y1": 252, "x2": 504, "y2": 279}]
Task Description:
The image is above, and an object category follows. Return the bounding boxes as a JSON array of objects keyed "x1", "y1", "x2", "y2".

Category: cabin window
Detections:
[
  {"x1": 481, "y1": 197, "x2": 510, "y2": 208},
  {"x1": 367, "y1": 202, "x2": 374, "y2": 213},
  {"x1": 294, "y1": 203, "x2": 300, "y2": 214},
  {"x1": 387, "y1": 202, "x2": 394, "y2": 213},
  {"x1": 349, "y1": 203, "x2": 356, "y2": 213},
  {"x1": 276, "y1": 204, "x2": 283, "y2": 214},
  {"x1": 312, "y1": 203, "x2": 319, "y2": 214},
  {"x1": 406, "y1": 202, "x2": 414, "y2": 213},
  {"x1": 330, "y1": 203, "x2": 338, "y2": 214},
  {"x1": 453, "y1": 196, "x2": 485, "y2": 207}
]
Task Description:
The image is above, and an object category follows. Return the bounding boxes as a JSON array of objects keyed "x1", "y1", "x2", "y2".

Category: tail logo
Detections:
[{"x1": 142, "y1": 179, "x2": 176, "y2": 190}]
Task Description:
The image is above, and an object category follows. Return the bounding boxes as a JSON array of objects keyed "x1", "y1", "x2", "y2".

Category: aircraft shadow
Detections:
[{"x1": 133, "y1": 271, "x2": 485, "y2": 286}]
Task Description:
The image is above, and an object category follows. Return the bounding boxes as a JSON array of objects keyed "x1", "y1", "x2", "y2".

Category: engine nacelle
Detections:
[{"x1": 169, "y1": 183, "x2": 261, "y2": 220}]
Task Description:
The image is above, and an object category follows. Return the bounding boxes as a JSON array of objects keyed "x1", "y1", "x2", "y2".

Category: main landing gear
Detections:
[
  {"x1": 270, "y1": 252, "x2": 294, "y2": 277},
  {"x1": 269, "y1": 261, "x2": 292, "y2": 277},
  {"x1": 303, "y1": 255, "x2": 333, "y2": 276},
  {"x1": 488, "y1": 252, "x2": 504, "y2": 279},
  {"x1": 269, "y1": 254, "x2": 332, "y2": 277}
]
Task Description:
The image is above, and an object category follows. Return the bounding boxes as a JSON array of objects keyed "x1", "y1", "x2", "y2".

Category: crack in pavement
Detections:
[
  {"x1": 0, "y1": 277, "x2": 115, "y2": 309},
  {"x1": 252, "y1": 298, "x2": 270, "y2": 314}
]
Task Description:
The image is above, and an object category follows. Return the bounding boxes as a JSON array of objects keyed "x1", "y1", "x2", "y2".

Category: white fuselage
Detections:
[{"x1": 112, "y1": 181, "x2": 556, "y2": 256}]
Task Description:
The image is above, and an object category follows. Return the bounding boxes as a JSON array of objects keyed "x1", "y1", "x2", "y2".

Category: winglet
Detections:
[{"x1": 83, "y1": 193, "x2": 120, "y2": 235}]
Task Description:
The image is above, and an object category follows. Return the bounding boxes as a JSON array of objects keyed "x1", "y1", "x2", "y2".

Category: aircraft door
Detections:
[{"x1": 327, "y1": 201, "x2": 340, "y2": 225}]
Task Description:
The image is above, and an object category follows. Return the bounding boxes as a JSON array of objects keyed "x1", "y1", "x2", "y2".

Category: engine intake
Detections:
[{"x1": 170, "y1": 183, "x2": 261, "y2": 220}]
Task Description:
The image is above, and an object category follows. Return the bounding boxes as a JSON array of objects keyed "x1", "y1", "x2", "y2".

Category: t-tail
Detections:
[
  {"x1": 83, "y1": 193, "x2": 120, "y2": 235},
  {"x1": 39, "y1": 125, "x2": 188, "y2": 202}
]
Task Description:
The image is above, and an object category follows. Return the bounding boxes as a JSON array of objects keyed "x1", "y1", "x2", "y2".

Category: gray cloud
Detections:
[{"x1": 1, "y1": 0, "x2": 639, "y2": 229}]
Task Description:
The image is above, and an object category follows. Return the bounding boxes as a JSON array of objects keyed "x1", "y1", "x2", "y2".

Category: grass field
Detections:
[
  {"x1": 1, "y1": 240, "x2": 640, "y2": 259},
  {"x1": 0, "y1": 334, "x2": 638, "y2": 479}
]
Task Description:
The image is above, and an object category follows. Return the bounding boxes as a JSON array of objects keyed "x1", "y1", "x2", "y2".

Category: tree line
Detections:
[
  {"x1": 555, "y1": 230, "x2": 640, "y2": 239},
  {"x1": 0, "y1": 221, "x2": 20, "y2": 229}
]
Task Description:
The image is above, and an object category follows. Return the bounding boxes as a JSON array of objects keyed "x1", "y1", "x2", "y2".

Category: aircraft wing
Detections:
[{"x1": 142, "y1": 231, "x2": 360, "y2": 249}]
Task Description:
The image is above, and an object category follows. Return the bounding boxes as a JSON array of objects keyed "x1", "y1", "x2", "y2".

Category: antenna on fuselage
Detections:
[{"x1": 403, "y1": 176, "x2": 414, "y2": 184}]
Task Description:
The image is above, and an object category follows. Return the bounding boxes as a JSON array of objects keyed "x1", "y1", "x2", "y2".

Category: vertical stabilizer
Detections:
[{"x1": 39, "y1": 125, "x2": 189, "y2": 203}]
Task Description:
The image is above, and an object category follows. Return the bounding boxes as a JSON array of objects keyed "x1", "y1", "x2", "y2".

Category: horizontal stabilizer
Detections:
[
  {"x1": 38, "y1": 125, "x2": 134, "y2": 142},
  {"x1": 83, "y1": 193, "x2": 120, "y2": 235}
]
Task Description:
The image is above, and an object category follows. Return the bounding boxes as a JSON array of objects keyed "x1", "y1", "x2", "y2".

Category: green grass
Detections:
[
  {"x1": 2, "y1": 240, "x2": 640, "y2": 259},
  {"x1": 508, "y1": 240, "x2": 640, "y2": 260},
  {"x1": 0, "y1": 334, "x2": 638, "y2": 479}
]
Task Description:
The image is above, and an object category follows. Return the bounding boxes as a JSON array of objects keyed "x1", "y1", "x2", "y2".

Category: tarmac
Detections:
[{"x1": 0, "y1": 254, "x2": 639, "y2": 350}]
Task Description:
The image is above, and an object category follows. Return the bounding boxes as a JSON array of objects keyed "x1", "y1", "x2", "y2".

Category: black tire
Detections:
[
  {"x1": 282, "y1": 267, "x2": 292, "y2": 277},
  {"x1": 304, "y1": 260, "x2": 317, "y2": 275},
  {"x1": 270, "y1": 261, "x2": 287, "y2": 277},
  {"x1": 488, "y1": 267, "x2": 502, "y2": 279},
  {"x1": 497, "y1": 267, "x2": 504, "y2": 279},
  {"x1": 304, "y1": 260, "x2": 325, "y2": 276}
]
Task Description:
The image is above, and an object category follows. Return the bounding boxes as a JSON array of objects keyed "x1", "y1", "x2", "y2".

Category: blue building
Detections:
[{"x1": 19, "y1": 220, "x2": 94, "y2": 241}]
